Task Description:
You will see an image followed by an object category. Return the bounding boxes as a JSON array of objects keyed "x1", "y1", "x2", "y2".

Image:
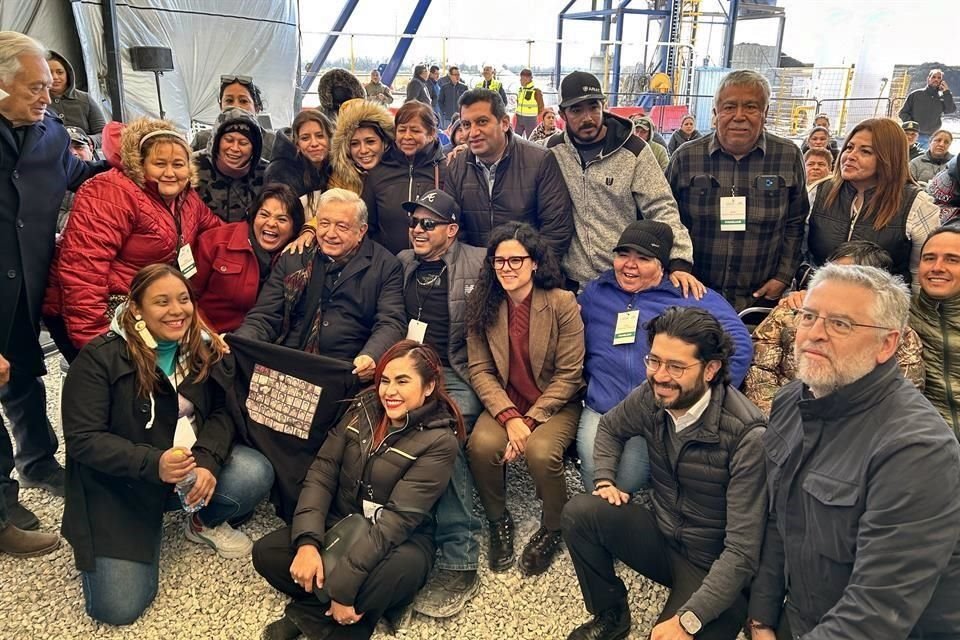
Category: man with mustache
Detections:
[
  {"x1": 666, "y1": 69, "x2": 808, "y2": 311},
  {"x1": 444, "y1": 88, "x2": 574, "y2": 259},
  {"x1": 748, "y1": 264, "x2": 960, "y2": 639},
  {"x1": 562, "y1": 306, "x2": 767, "y2": 640},
  {"x1": 547, "y1": 71, "x2": 696, "y2": 295}
]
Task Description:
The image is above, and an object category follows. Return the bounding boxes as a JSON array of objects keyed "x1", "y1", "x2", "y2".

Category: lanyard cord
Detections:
[{"x1": 413, "y1": 264, "x2": 448, "y2": 320}]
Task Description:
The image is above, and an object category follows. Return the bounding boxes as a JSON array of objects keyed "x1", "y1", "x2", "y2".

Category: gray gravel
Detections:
[{"x1": 0, "y1": 357, "x2": 739, "y2": 639}]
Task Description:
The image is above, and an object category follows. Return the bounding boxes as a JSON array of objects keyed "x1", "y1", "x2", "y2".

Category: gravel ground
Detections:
[{"x1": 0, "y1": 358, "x2": 734, "y2": 640}]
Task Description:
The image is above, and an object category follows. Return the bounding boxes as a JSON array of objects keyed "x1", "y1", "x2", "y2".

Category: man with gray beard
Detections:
[{"x1": 748, "y1": 264, "x2": 960, "y2": 640}]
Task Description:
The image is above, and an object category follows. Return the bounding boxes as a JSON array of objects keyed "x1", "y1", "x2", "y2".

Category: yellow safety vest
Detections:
[
  {"x1": 516, "y1": 82, "x2": 539, "y2": 116},
  {"x1": 476, "y1": 79, "x2": 502, "y2": 93}
]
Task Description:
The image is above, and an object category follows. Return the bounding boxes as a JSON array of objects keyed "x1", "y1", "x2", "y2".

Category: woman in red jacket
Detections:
[
  {"x1": 193, "y1": 183, "x2": 305, "y2": 332},
  {"x1": 44, "y1": 118, "x2": 222, "y2": 355}
]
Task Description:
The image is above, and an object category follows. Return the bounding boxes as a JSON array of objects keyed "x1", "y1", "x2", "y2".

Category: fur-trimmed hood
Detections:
[
  {"x1": 120, "y1": 117, "x2": 197, "y2": 189},
  {"x1": 328, "y1": 99, "x2": 396, "y2": 195},
  {"x1": 316, "y1": 68, "x2": 365, "y2": 123}
]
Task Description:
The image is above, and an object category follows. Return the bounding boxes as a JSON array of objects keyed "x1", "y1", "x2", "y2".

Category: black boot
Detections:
[
  {"x1": 262, "y1": 614, "x2": 301, "y2": 640},
  {"x1": 566, "y1": 603, "x2": 631, "y2": 640},
  {"x1": 519, "y1": 526, "x2": 563, "y2": 576},
  {"x1": 487, "y1": 510, "x2": 514, "y2": 572}
]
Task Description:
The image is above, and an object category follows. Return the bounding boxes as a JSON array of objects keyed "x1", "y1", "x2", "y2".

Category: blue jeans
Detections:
[
  {"x1": 577, "y1": 405, "x2": 650, "y2": 494},
  {"x1": 917, "y1": 132, "x2": 931, "y2": 148},
  {"x1": 433, "y1": 368, "x2": 483, "y2": 570},
  {"x1": 80, "y1": 445, "x2": 273, "y2": 625}
]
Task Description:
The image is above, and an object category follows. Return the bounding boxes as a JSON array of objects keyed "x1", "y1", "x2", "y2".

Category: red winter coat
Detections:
[
  {"x1": 44, "y1": 169, "x2": 221, "y2": 347},
  {"x1": 193, "y1": 221, "x2": 262, "y2": 333}
]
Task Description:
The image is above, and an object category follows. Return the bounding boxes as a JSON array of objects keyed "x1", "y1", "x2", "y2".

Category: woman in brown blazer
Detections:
[{"x1": 465, "y1": 222, "x2": 585, "y2": 577}]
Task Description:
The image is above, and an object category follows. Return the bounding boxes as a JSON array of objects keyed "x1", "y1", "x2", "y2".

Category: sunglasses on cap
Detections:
[
  {"x1": 220, "y1": 74, "x2": 253, "y2": 86},
  {"x1": 408, "y1": 216, "x2": 451, "y2": 231}
]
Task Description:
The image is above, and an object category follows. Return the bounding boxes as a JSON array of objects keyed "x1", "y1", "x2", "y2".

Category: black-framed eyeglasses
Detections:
[
  {"x1": 220, "y1": 74, "x2": 253, "y2": 86},
  {"x1": 643, "y1": 354, "x2": 702, "y2": 379},
  {"x1": 490, "y1": 256, "x2": 532, "y2": 271},
  {"x1": 792, "y1": 309, "x2": 893, "y2": 338},
  {"x1": 408, "y1": 216, "x2": 450, "y2": 231}
]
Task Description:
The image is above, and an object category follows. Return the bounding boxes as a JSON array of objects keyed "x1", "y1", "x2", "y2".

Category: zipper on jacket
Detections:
[
  {"x1": 407, "y1": 162, "x2": 414, "y2": 201},
  {"x1": 939, "y1": 303, "x2": 959, "y2": 434}
]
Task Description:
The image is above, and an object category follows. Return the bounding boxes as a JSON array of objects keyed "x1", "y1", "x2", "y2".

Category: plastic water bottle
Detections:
[{"x1": 175, "y1": 470, "x2": 204, "y2": 513}]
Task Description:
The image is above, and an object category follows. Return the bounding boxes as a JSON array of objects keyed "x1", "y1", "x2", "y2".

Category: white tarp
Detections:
[
  {"x1": 2, "y1": 0, "x2": 86, "y2": 89},
  {"x1": 71, "y1": 0, "x2": 299, "y2": 133}
]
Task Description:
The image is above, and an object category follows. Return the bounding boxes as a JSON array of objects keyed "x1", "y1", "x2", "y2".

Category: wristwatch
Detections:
[{"x1": 679, "y1": 610, "x2": 703, "y2": 635}]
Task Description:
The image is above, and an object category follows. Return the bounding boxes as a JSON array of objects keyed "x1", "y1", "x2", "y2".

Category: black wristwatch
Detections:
[{"x1": 679, "y1": 610, "x2": 703, "y2": 635}]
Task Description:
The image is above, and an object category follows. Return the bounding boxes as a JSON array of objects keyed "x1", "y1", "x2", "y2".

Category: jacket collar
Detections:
[
  {"x1": 1, "y1": 115, "x2": 49, "y2": 157},
  {"x1": 596, "y1": 270, "x2": 681, "y2": 297},
  {"x1": 797, "y1": 358, "x2": 900, "y2": 420},
  {"x1": 319, "y1": 235, "x2": 374, "y2": 293},
  {"x1": 653, "y1": 382, "x2": 726, "y2": 445},
  {"x1": 227, "y1": 221, "x2": 255, "y2": 252},
  {"x1": 916, "y1": 288, "x2": 960, "y2": 315}
]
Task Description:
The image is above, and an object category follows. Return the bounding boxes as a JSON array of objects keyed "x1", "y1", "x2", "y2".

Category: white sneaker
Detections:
[{"x1": 184, "y1": 516, "x2": 253, "y2": 559}]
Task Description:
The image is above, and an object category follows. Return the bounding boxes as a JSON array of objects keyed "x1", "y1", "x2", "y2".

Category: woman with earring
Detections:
[
  {"x1": 61, "y1": 264, "x2": 274, "y2": 626},
  {"x1": 43, "y1": 118, "x2": 222, "y2": 359},
  {"x1": 465, "y1": 222, "x2": 585, "y2": 577},
  {"x1": 254, "y1": 340, "x2": 462, "y2": 640}
]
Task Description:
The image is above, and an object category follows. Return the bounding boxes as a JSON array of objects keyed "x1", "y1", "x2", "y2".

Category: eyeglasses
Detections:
[
  {"x1": 490, "y1": 256, "x2": 532, "y2": 271},
  {"x1": 792, "y1": 309, "x2": 892, "y2": 337},
  {"x1": 220, "y1": 74, "x2": 253, "y2": 86},
  {"x1": 643, "y1": 354, "x2": 702, "y2": 379},
  {"x1": 408, "y1": 216, "x2": 450, "y2": 231}
]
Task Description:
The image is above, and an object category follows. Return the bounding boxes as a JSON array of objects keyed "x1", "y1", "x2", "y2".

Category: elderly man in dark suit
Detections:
[{"x1": 0, "y1": 31, "x2": 103, "y2": 554}]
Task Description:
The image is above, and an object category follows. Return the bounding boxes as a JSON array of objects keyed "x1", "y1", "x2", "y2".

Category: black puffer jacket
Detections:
[
  {"x1": 291, "y1": 390, "x2": 459, "y2": 605},
  {"x1": 263, "y1": 127, "x2": 329, "y2": 198},
  {"x1": 361, "y1": 142, "x2": 446, "y2": 254},
  {"x1": 444, "y1": 130, "x2": 574, "y2": 256},
  {"x1": 594, "y1": 382, "x2": 766, "y2": 570}
]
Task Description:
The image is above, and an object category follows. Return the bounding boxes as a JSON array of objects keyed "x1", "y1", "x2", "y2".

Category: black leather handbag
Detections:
[{"x1": 314, "y1": 513, "x2": 371, "y2": 604}]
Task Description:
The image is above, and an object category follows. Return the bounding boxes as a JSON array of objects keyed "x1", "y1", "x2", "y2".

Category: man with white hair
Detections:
[
  {"x1": 235, "y1": 188, "x2": 405, "y2": 378},
  {"x1": 0, "y1": 31, "x2": 103, "y2": 557},
  {"x1": 748, "y1": 264, "x2": 960, "y2": 639}
]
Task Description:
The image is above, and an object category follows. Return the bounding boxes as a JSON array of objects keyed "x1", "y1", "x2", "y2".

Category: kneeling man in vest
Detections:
[{"x1": 562, "y1": 306, "x2": 767, "y2": 640}]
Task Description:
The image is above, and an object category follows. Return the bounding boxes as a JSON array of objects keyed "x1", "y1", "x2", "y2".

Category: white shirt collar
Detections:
[{"x1": 667, "y1": 387, "x2": 712, "y2": 433}]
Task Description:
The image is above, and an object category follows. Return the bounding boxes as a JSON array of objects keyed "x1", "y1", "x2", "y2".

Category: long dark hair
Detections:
[
  {"x1": 292, "y1": 108, "x2": 334, "y2": 187},
  {"x1": 370, "y1": 340, "x2": 465, "y2": 445},
  {"x1": 122, "y1": 264, "x2": 226, "y2": 396},
  {"x1": 466, "y1": 222, "x2": 563, "y2": 334}
]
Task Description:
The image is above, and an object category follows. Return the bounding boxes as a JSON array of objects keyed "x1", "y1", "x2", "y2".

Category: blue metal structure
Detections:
[
  {"x1": 555, "y1": 1, "x2": 672, "y2": 107},
  {"x1": 380, "y1": 0, "x2": 433, "y2": 86},
  {"x1": 554, "y1": 0, "x2": 752, "y2": 107},
  {"x1": 298, "y1": 0, "x2": 360, "y2": 96}
]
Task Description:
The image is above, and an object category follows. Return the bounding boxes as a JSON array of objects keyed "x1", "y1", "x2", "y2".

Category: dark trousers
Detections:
[
  {"x1": 562, "y1": 493, "x2": 748, "y2": 640},
  {"x1": 0, "y1": 365, "x2": 61, "y2": 509},
  {"x1": 252, "y1": 526, "x2": 434, "y2": 639}
]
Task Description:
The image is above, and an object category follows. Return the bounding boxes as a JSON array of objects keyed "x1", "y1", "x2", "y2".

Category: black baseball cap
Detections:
[
  {"x1": 402, "y1": 189, "x2": 460, "y2": 222},
  {"x1": 559, "y1": 71, "x2": 606, "y2": 108},
  {"x1": 66, "y1": 126, "x2": 91, "y2": 147}
]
